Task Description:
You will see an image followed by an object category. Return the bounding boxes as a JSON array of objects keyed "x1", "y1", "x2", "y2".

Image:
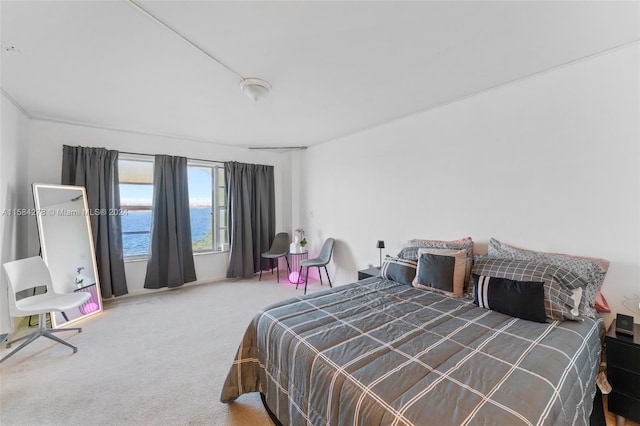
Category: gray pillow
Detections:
[
  {"x1": 487, "y1": 238, "x2": 606, "y2": 317},
  {"x1": 414, "y1": 253, "x2": 455, "y2": 293},
  {"x1": 398, "y1": 237, "x2": 474, "y2": 294},
  {"x1": 472, "y1": 255, "x2": 585, "y2": 321},
  {"x1": 380, "y1": 256, "x2": 417, "y2": 285}
]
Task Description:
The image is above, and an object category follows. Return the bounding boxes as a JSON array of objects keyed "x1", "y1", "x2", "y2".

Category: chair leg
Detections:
[
  {"x1": 259, "y1": 268, "x2": 263, "y2": 281},
  {"x1": 284, "y1": 256, "x2": 291, "y2": 274},
  {"x1": 43, "y1": 331, "x2": 78, "y2": 353},
  {"x1": 276, "y1": 260, "x2": 280, "y2": 283},
  {"x1": 0, "y1": 313, "x2": 81, "y2": 364},
  {"x1": 325, "y1": 266, "x2": 332, "y2": 287},
  {"x1": 318, "y1": 267, "x2": 324, "y2": 286},
  {"x1": 5, "y1": 332, "x2": 37, "y2": 348},
  {"x1": 48, "y1": 326, "x2": 82, "y2": 334},
  {"x1": 0, "y1": 332, "x2": 39, "y2": 363},
  {"x1": 304, "y1": 267, "x2": 310, "y2": 294},
  {"x1": 296, "y1": 266, "x2": 302, "y2": 290}
]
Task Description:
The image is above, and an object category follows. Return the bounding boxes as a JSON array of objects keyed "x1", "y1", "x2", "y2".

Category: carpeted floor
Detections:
[{"x1": 0, "y1": 273, "x2": 315, "y2": 425}]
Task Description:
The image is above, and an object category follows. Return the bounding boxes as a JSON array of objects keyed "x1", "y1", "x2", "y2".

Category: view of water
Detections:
[{"x1": 121, "y1": 207, "x2": 212, "y2": 256}]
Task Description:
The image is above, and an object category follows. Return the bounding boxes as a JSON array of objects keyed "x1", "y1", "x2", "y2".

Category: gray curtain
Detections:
[
  {"x1": 225, "y1": 162, "x2": 275, "y2": 278},
  {"x1": 144, "y1": 155, "x2": 196, "y2": 289},
  {"x1": 61, "y1": 145, "x2": 128, "y2": 298}
]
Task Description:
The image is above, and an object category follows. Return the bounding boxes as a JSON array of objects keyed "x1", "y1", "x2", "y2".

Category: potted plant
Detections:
[{"x1": 295, "y1": 228, "x2": 307, "y2": 250}]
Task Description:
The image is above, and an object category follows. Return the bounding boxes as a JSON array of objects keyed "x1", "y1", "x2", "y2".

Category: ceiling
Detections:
[{"x1": 1, "y1": 1, "x2": 638, "y2": 149}]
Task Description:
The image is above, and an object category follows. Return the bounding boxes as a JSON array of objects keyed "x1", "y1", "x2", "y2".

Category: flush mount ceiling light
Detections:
[
  {"x1": 240, "y1": 78, "x2": 271, "y2": 102},
  {"x1": 128, "y1": 0, "x2": 271, "y2": 102}
]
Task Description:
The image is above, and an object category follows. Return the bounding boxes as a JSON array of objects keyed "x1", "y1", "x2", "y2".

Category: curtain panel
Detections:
[
  {"x1": 225, "y1": 162, "x2": 275, "y2": 278},
  {"x1": 61, "y1": 145, "x2": 128, "y2": 298},
  {"x1": 144, "y1": 155, "x2": 197, "y2": 289}
]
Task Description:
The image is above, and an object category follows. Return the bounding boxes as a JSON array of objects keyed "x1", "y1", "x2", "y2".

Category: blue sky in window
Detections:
[{"x1": 120, "y1": 167, "x2": 212, "y2": 207}]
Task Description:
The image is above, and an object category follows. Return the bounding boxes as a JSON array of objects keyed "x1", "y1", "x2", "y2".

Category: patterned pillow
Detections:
[
  {"x1": 473, "y1": 274, "x2": 547, "y2": 323},
  {"x1": 412, "y1": 248, "x2": 466, "y2": 297},
  {"x1": 488, "y1": 238, "x2": 608, "y2": 316},
  {"x1": 472, "y1": 256, "x2": 585, "y2": 321},
  {"x1": 398, "y1": 237, "x2": 474, "y2": 294},
  {"x1": 380, "y1": 256, "x2": 417, "y2": 285}
]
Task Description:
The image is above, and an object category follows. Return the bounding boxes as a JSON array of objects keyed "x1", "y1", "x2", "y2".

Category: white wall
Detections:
[
  {"x1": 0, "y1": 93, "x2": 30, "y2": 334},
  {"x1": 298, "y1": 44, "x2": 640, "y2": 324},
  {"x1": 27, "y1": 120, "x2": 293, "y2": 295}
]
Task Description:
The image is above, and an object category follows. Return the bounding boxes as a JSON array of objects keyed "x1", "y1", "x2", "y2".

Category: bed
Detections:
[{"x1": 220, "y1": 238, "x2": 607, "y2": 425}]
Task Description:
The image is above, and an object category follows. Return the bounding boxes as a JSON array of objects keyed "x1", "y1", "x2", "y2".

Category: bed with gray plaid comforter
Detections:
[{"x1": 220, "y1": 278, "x2": 603, "y2": 426}]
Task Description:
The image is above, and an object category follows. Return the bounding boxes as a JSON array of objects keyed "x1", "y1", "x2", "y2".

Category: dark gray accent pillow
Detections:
[
  {"x1": 414, "y1": 253, "x2": 455, "y2": 293},
  {"x1": 380, "y1": 257, "x2": 417, "y2": 285},
  {"x1": 473, "y1": 274, "x2": 547, "y2": 323}
]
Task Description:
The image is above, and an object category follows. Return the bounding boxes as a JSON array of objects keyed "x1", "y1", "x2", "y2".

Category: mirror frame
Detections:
[{"x1": 32, "y1": 183, "x2": 103, "y2": 327}]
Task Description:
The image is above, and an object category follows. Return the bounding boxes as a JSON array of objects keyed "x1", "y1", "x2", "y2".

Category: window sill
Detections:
[
  {"x1": 194, "y1": 250, "x2": 229, "y2": 256},
  {"x1": 123, "y1": 250, "x2": 229, "y2": 263}
]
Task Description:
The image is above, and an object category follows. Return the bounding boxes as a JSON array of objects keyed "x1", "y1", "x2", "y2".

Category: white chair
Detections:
[{"x1": 1, "y1": 256, "x2": 91, "y2": 363}]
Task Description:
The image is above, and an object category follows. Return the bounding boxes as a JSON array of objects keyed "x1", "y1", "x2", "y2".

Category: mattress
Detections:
[{"x1": 220, "y1": 277, "x2": 603, "y2": 425}]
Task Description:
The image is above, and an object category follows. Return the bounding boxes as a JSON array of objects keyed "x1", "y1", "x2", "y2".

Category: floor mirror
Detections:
[{"x1": 32, "y1": 183, "x2": 103, "y2": 327}]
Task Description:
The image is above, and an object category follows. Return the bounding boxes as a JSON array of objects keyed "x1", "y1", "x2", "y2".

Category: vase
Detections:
[{"x1": 75, "y1": 275, "x2": 85, "y2": 289}]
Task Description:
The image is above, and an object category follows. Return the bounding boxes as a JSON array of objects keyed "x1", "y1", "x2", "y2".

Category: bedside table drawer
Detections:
[
  {"x1": 608, "y1": 338, "x2": 640, "y2": 373},
  {"x1": 608, "y1": 390, "x2": 640, "y2": 423},
  {"x1": 609, "y1": 366, "x2": 640, "y2": 396}
]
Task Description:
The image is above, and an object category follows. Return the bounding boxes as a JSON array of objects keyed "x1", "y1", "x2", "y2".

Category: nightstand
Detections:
[
  {"x1": 606, "y1": 319, "x2": 640, "y2": 424},
  {"x1": 358, "y1": 267, "x2": 380, "y2": 280}
]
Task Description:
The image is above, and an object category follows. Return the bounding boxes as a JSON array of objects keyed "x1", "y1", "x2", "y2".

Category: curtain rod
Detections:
[{"x1": 118, "y1": 150, "x2": 224, "y2": 165}]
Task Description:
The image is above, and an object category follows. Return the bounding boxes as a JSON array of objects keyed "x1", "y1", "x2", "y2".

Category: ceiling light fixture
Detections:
[
  {"x1": 128, "y1": 0, "x2": 271, "y2": 102},
  {"x1": 240, "y1": 78, "x2": 271, "y2": 102}
]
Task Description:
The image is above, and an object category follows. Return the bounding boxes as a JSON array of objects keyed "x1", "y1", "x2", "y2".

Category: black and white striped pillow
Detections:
[
  {"x1": 473, "y1": 274, "x2": 547, "y2": 323},
  {"x1": 380, "y1": 257, "x2": 417, "y2": 285}
]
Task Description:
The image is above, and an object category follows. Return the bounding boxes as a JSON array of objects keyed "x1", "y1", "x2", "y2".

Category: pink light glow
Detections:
[
  {"x1": 80, "y1": 302, "x2": 99, "y2": 315},
  {"x1": 288, "y1": 272, "x2": 305, "y2": 284}
]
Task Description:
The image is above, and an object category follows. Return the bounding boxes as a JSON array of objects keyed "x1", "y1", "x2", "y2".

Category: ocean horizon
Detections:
[{"x1": 121, "y1": 207, "x2": 212, "y2": 256}]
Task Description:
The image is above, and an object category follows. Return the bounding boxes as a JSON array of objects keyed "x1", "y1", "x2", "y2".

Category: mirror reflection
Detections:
[{"x1": 32, "y1": 183, "x2": 103, "y2": 327}]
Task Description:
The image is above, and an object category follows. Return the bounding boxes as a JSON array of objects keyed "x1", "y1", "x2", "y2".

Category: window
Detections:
[
  {"x1": 188, "y1": 162, "x2": 228, "y2": 253},
  {"x1": 119, "y1": 157, "x2": 154, "y2": 258},
  {"x1": 118, "y1": 156, "x2": 228, "y2": 258}
]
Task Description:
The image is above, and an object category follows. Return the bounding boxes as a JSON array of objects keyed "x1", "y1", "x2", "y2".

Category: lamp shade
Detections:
[{"x1": 376, "y1": 240, "x2": 385, "y2": 249}]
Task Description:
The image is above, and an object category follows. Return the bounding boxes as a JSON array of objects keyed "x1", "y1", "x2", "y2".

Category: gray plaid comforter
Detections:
[{"x1": 220, "y1": 278, "x2": 603, "y2": 426}]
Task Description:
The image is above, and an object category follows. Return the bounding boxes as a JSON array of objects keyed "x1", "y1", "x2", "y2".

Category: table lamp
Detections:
[{"x1": 376, "y1": 240, "x2": 385, "y2": 268}]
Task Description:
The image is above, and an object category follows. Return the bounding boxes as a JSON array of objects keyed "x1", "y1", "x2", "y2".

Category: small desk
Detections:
[{"x1": 288, "y1": 251, "x2": 308, "y2": 283}]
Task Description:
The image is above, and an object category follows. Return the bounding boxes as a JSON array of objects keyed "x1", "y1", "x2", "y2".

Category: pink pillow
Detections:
[{"x1": 595, "y1": 292, "x2": 610, "y2": 313}]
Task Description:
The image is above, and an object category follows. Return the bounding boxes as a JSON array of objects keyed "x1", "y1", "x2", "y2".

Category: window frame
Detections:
[
  {"x1": 187, "y1": 160, "x2": 228, "y2": 254},
  {"x1": 118, "y1": 154, "x2": 155, "y2": 261},
  {"x1": 118, "y1": 156, "x2": 228, "y2": 260}
]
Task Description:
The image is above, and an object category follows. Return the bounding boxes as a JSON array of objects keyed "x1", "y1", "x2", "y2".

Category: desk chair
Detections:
[
  {"x1": 297, "y1": 238, "x2": 335, "y2": 295},
  {"x1": 1, "y1": 257, "x2": 91, "y2": 364}
]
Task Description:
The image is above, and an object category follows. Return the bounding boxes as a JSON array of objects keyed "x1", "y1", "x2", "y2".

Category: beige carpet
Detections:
[{"x1": 0, "y1": 273, "x2": 319, "y2": 425}]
